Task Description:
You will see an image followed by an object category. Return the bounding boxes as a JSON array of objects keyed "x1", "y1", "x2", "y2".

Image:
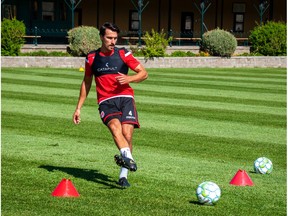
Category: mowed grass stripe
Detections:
[
  {"x1": 2, "y1": 67, "x2": 83, "y2": 79},
  {"x1": 133, "y1": 83, "x2": 285, "y2": 102},
  {"x1": 2, "y1": 72, "x2": 82, "y2": 85},
  {"x1": 153, "y1": 68, "x2": 286, "y2": 77},
  {"x1": 139, "y1": 111, "x2": 286, "y2": 145},
  {"x1": 2, "y1": 77, "x2": 79, "y2": 90},
  {"x1": 142, "y1": 76, "x2": 285, "y2": 92},
  {"x1": 2, "y1": 111, "x2": 286, "y2": 168},
  {"x1": 2, "y1": 91, "x2": 285, "y2": 128},
  {"x1": 2, "y1": 83, "x2": 285, "y2": 110},
  {"x1": 3, "y1": 69, "x2": 285, "y2": 86},
  {"x1": 3, "y1": 67, "x2": 286, "y2": 76},
  {"x1": 2, "y1": 97, "x2": 285, "y2": 145},
  {"x1": 135, "y1": 90, "x2": 286, "y2": 108},
  {"x1": 2, "y1": 91, "x2": 96, "y2": 108},
  {"x1": 2, "y1": 83, "x2": 83, "y2": 99},
  {"x1": 149, "y1": 74, "x2": 286, "y2": 87},
  {"x1": 137, "y1": 95, "x2": 285, "y2": 116},
  {"x1": 142, "y1": 79, "x2": 285, "y2": 94},
  {"x1": 138, "y1": 102, "x2": 285, "y2": 128},
  {"x1": 6, "y1": 77, "x2": 285, "y2": 95}
]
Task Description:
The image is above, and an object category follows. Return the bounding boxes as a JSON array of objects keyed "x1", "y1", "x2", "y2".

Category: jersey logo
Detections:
[{"x1": 100, "y1": 111, "x2": 105, "y2": 118}]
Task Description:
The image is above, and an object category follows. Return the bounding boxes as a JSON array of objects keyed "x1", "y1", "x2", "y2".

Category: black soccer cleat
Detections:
[
  {"x1": 114, "y1": 154, "x2": 137, "y2": 172},
  {"x1": 117, "y1": 177, "x2": 130, "y2": 188}
]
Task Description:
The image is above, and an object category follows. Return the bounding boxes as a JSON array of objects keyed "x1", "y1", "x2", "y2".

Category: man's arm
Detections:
[
  {"x1": 115, "y1": 64, "x2": 148, "y2": 85},
  {"x1": 73, "y1": 75, "x2": 93, "y2": 124}
]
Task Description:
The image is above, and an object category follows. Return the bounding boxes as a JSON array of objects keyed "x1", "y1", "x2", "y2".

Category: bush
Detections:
[
  {"x1": 201, "y1": 28, "x2": 237, "y2": 57},
  {"x1": 141, "y1": 29, "x2": 172, "y2": 60},
  {"x1": 1, "y1": 18, "x2": 26, "y2": 56},
  {"x1": 20, "y1": 50, "x2": 71, "y2": 57},
  {"x1": 129, "y1": 45, "x2": 144, "y2": 57},
  {"x1": 170, "y1": 51, "x2": 196, "y2": 57},
  {"x1": 67, "y1": 26, "x2": 101, "y2": 57},
  {"x1": 249, "y1": 21, "x2": 286, "y2": 56}
]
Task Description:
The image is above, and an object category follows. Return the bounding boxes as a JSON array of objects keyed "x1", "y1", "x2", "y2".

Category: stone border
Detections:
[{"x1": 1, "y1": 56, "x2": 286, "y2": 68}]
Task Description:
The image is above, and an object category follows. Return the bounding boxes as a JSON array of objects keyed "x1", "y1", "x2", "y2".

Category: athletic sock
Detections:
[
  {"x1": 120, "y1": 147, "x2": 133, "y2": 160},
  {"x1": 119, "y1": 167, "x2": 128, "y2": 179}
]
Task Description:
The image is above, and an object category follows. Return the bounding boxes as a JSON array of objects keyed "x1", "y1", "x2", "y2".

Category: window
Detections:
[
  {"x1": 2, "y1": 4, "x2": 17, "y2": 19},
  {"x1": 129, "y1": 10, "x2": 139, "y2": 31},
  {"x1": 180, "y1": 12, "x2": 194, "y2": 37},
  {"x1": 233, "y1": 3, "x2": 245, "y2": 33},
  {"x1": 184, "y1": 15, "x2": 192, "y2": 30},
  {"x1": 42, "y1": 1, "x2": 54, "y2": 21},
  {"x1": 234, "y1": 13, "x2": 244, "y2": 32}
]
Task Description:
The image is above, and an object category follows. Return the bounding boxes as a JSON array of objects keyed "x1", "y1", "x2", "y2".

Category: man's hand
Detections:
[
  {"x1": 73, "y1": 109, "x2": 81, "y2": 124},
  {"x1": 115, "y1": 72, "x2": 130, "y2": 85}
]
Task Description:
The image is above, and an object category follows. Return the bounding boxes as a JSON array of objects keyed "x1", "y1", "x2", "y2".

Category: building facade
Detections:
[{"x1": 1, "y1": 0, "x2": 287, "y2": 44}]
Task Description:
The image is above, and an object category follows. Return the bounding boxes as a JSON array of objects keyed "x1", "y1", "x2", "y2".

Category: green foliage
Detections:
[
  {"x1": 67, "y1": 26, "x2": 101, "y2": 57},
  {"x1": 249, "y1": 21, "x2": 287, "y2": 56},
  {"x1": 170, "y1": 51, "x2": 196, "y2": 57},
  {"x1": 141, "y1": 29, "x2": 172, "y2": 60},
  {"x1": 202, "y1": 28, "x2": 237, "y2": 57},
  {"x1": 20, "y1": 50, "x2": 71, "y2": 56},
  {"x1": 129, "y1": 44, "x2": 144, "y2": 57},
  {"x1": 1, "y1": 18, "x2": 26, "y2": 56}
]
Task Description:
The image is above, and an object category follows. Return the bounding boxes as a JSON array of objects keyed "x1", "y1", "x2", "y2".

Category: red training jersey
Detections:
[{"x1": 85, "y1": 47, "x2": 140, "y2": 104}]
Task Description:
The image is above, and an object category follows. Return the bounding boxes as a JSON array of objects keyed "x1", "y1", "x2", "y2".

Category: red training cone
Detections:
[
  {"x1": 229, "y1": 169, "x2": 254, "y2": 186},
  {"x1": 51, "y1": 178, "x2": 80, "y2": 197}
]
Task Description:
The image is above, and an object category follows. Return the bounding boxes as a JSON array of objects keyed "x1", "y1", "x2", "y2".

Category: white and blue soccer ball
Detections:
[
  {"x1": 254, "y1": 157, "x2": 273, "y2": 174},
  {"x1": 196, "y1": 181, "x2": 221, "y2": 205}
]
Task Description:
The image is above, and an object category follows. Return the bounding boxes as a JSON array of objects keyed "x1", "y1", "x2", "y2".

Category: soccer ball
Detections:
[
  {"x1": 196, "y1": 181, "x2": 221, "y2": 205},
  {"x1": 254, "y1": 157, "x2": 273, "y2": 174}
]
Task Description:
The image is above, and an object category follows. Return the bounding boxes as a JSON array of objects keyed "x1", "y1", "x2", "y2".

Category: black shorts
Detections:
[{"x1": 98, "y1": 97, "x2": 140, "y2": 128}]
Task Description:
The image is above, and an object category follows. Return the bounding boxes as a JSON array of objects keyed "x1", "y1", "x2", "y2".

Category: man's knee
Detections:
[{"x1": 122, "y1": 124, "x2": 134, "y2": 142}]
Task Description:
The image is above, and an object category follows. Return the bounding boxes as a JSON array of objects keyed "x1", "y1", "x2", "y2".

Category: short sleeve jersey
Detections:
[{"x1": 85, "y1": 47, "x2": 140, "y2": 104}]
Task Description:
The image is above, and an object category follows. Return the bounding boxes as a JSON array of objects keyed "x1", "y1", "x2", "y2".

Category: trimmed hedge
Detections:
[
  {"x1": 67, "y1": 26, "x2": 101, "y2": 57},
  {"x1": 201, "y1": 28, "x2": 237, "y2": 57},
  {"x1": 1, "y1": 18, "x2": 26, "y2": 56}
]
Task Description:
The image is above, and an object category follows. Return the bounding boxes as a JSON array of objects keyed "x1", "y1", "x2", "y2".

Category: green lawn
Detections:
[{"x1": 1, "y1": 67, "x2": 286, "y2": 216}]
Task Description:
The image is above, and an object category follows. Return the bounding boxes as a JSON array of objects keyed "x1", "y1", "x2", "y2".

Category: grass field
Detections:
[{"x1": 1, "y1": 67, "x2": 286, "y2": 216}]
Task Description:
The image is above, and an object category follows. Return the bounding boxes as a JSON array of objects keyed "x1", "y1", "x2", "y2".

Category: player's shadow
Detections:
[{"x1": 39, "y1": 165, "x2": 118, "y2": 189}]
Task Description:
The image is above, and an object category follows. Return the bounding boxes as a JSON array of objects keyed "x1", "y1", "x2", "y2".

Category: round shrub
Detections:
[
  {"x1": 142, "y1": 29, "x2": 172, "y2": 60},
  {"x1": 249, "y1": 21, "x2": 286, "y2": 56},
  {"x1": 1, "y1": 18, "x2": 26, "y2": 56},
  {"x1": 67, "y1": 26, "x2": 101, "y2": 57},
  {"x1": 201, "y1": 28, "x2": 237, "y2": 57}
]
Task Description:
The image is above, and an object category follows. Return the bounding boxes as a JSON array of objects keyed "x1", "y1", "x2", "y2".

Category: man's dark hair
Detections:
[{"x1": 99, "y1": 22, "x2": 120, "y2": 36}]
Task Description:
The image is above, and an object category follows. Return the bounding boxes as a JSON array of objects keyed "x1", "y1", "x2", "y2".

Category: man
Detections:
[{"x1": 72, "y1": 22, "x2": 148, "y2": 188}]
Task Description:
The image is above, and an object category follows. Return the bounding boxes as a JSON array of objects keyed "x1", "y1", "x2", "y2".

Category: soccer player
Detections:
[{"x1": 72, "y1": 22, "x2": 148, "y2": 188}]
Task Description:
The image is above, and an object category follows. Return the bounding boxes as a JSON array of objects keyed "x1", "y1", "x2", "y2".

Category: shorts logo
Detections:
[
  {"x1": 126, "y1": 110, "x2": 135, "y2": 120},
  {"x1": 100, "y1": 111, "x2": 105, "y2": 118}
]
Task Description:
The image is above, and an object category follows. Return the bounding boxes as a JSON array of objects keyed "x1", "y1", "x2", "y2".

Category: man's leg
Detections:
[
  {"x1": 107, "y1": 119, "x2": 137, "y2": 171},
  {"x1": 107, "y1": 118, "x2": 130, "y2": 150},
  {"x1": 122, "y1": 123, "x2": 134, "y2": 151},
  {"x1": 118, "y1": 124, "x2": 135, "y2": 186}
]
